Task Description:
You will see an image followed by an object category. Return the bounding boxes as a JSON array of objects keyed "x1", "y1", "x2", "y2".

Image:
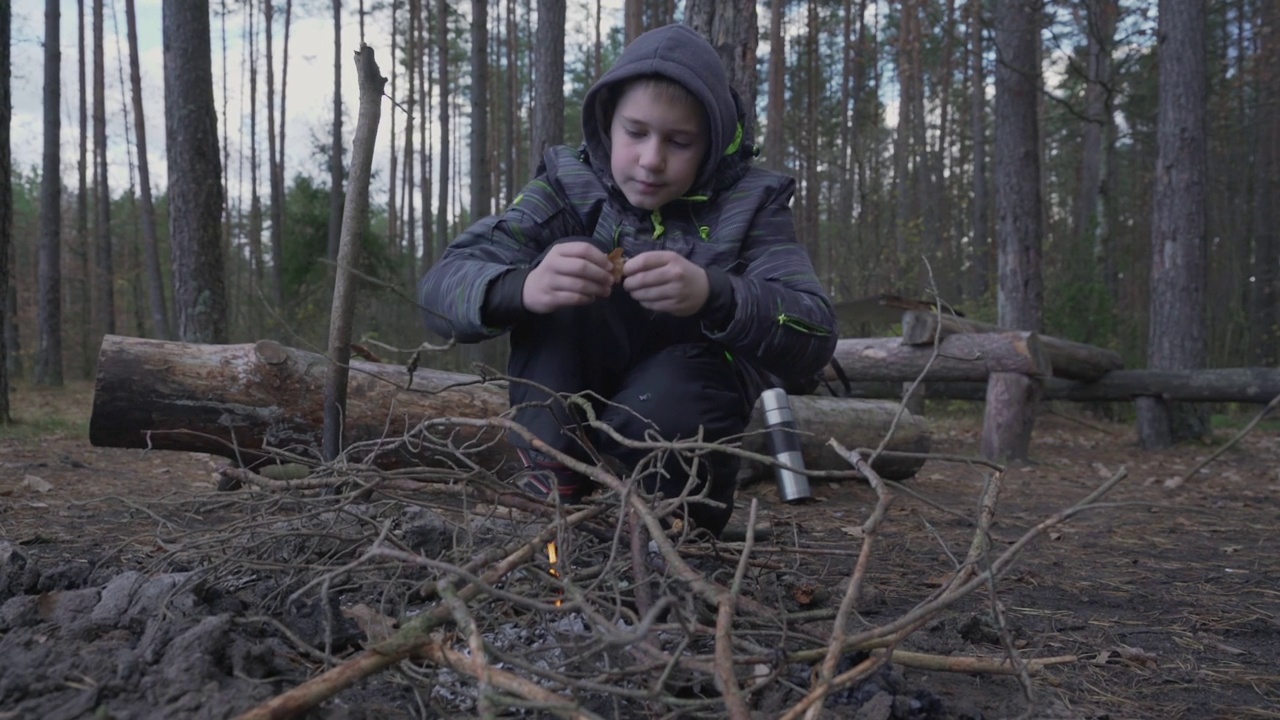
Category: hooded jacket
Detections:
[{"x1": 418, "y1": 23, "x2": 837, "y2": 387}]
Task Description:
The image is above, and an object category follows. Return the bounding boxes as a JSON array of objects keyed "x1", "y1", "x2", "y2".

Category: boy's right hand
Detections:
[{"x1": 522, "y1": 241, "x2": 616, "y2": 314}]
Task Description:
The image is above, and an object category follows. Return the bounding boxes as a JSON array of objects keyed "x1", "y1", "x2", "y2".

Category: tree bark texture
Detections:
[
  {"x1": 163, "y1": 0, "x2": 228, "y2": 343},
  {"x1": 263, "y1": 0, "x2": 285, "y2": 309},
  {"x1": 125, "y1": 0, "x2": 171, "y2": 341},
  {"x1": 469, "y1": 0, "x2": 491, "y2": 222},
  {"x1": 92, "y1": 0, "x2": 115, "y2": 341},
  {"x1": 684, "y1": 0, "x2": 758, "y2": 133},
  {"x1": 1137, "y1": 0, "x2": 1209, "y2": 447},
  {"x1": 89, "y1": 336, "x2": 930, "y2": 482},
  {"x1": 327, "y1": 0, "x2": 345, "y2": 263},
  {"x1": 763, "y1": 0, "x2": 785, "y2": 171},
  {"x1": 966, "y1": 0, "x2": 989, "y2": 301},
  {"x1": 828, "y1": 332, "x2": 1051, "y2": 383},
  {"x1": 900, "y1": 310, "x2": 1123, "y2": 381},
  {"x1": 834, "y1": 368, "x2": 1280, "y2": 404},
  {"x1": 531, "y1": 0, "x2": 566, "y2": 174},
  {"x1": 323, "y1": 45, "x2": 386, "y2": 461},
  {"x1": 0, "y1": 0, "x2": 10, "y2": 419},
  {"x1": 981, "y1": 373, "x2": 1040, "y2": 462},
  {"x1": 72, "y1": 0, "x2": 90, "y2": 378},
  {"x1": 990, "y1": 0, "x2": 1044, "y2": 461},
  {"x1": 36, "y1": 0, "x2": 63, "y2": 386},
  {"x1": 1251, "y1": 0, "x2": 1279, "y2": 367}
]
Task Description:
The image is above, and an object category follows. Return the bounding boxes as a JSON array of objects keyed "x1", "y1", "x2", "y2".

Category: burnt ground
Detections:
[{"x1": 1, "y1": 380, "x2": 1278, "y2": 720}]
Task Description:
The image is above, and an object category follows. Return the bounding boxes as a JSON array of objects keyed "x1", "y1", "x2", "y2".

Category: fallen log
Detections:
[
  {"x1": 900, "y1": 310, "x2": 1123, "y2": 381},
  {"x1": 89, "y1": 335, "x2": 930, "y2": 481},
  {"x1": 825, "y1": 332, "x2": 1050, "y2": 383},
  {"x1": 825, "y1": 368, "x2": 1280, "y2": 404}
]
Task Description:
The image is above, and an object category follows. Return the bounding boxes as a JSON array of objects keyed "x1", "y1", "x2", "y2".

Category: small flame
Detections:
[{"x1": 546, "y1": 541, "x2": 562, "y2": 607}]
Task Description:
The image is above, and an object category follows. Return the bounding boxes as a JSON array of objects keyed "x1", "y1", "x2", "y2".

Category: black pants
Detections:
[{"x1": 507, "y1": 290, "x2": 755, "y2": 535}]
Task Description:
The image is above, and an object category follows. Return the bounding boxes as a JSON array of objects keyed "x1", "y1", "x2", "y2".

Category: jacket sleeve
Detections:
[
  {"x1": 418, "y1": 160, "x2": 586, "y2": 343},
  {"x1": 702, "y1": 176, "x2": 838, "y2": 385}
]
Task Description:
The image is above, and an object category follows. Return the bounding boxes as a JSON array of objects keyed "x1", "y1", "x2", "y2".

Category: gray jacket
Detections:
[{"x1": 418, "y1": 24, "x2": 836, "y2": 387}]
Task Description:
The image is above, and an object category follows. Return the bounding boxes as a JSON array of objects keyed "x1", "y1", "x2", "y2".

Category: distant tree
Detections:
[
  {"x1": 92, "y1": 0, "x2": 116, "y2": 342},
  {"x1": 685, "y1": 0, "x2": 758, "y2": 130},
  {"x1": 1137, "y1": 0, "x2": 1208, "y2": 447},
  {"x1": 965, "y1": 0, "x2": 989, "y2": 302},
  {"x1": 983, "y1": 0, "x2": 1044, "y2": 462},
  {"x1": 1252, "y1": 0, "x2": 1279, "y2": 367},
  {"x1": 263, "y1": 0, "x2": 286, "y2": 308},
  {"x1": 624, "y1": 0, "x2": 642, "y2": 43},
  {"x1": 470, "y1": 0, "x2": 491, "y2": 221},
  {"x1": 1, "y1": 0, "x2": 11, "y2": 421},
  {"x1": 531, "y1": 0, "x2": 565, "y2": 171},
  {"x1": 435, "y1": 0, "x2": 450, "y2": 261},
  {"x1": 125, "y1": 0, "x2": 171, "y2": 340},
  {"x1": 163, "y1": 0, "x2": 228, "y2": 343},
  {"x1": 327, "y1": 0, "x2": 345, "y2": 263},
  {"x1": 36, "y1": 0, "x2": 63, "y2": 386},
  {"x1": 763, "y1": 0, "x2": 785, "y2": 171},
  {"x1": 73, "y1": 0, "x2": 90, "y2": 377}
]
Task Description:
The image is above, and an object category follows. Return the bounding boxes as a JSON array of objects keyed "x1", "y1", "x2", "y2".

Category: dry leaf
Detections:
[
  {"x1": 792, "y1": 580, "x2": 820, "y2": 606},
  {"x1": 608, "y1": 247, "x2": 625, "y2": 283},
  {"x1": 840, "y1": 525, "x2": 864, "y2": 538}
]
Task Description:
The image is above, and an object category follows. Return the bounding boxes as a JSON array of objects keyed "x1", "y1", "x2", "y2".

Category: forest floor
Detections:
[{"x1": 1, "y1": 380, "x2": 1278, "y2": 719}]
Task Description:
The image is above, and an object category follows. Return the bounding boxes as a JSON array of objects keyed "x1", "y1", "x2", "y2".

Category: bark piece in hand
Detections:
[{"x1": 608, "y1": 247, "x2": 626, "y2": 284}]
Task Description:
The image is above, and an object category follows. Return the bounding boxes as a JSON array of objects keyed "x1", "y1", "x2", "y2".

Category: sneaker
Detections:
[{"x1": 513, "y1": 448, "x2": 585, "y2": 504}]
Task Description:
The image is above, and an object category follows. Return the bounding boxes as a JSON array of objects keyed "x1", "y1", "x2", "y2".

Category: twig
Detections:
[
  {"x1": 808, "y1": 440, "x2": 895, "y2": 719},
  {"x1": 1172, "y1": 393, "x2": 1280, "y2": 488},
  {"x1": 713, "y1": 500, "x2": 757, "y2": 720},
  {"x1": 868, "y1": 649, "x2": 1077, "y2": 674}
]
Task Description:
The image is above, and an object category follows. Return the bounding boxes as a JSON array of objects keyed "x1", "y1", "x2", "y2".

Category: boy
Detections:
[{"x1": 418, "y1": 23, "x2": 836, "y2": 536}]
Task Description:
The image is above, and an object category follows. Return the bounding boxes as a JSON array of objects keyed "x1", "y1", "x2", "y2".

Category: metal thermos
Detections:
[{"x1": 759, "y1": 388, "x2": 811, "y2": 503}]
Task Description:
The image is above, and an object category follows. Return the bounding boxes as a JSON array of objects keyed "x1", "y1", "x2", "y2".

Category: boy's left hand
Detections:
[{"x1": 621, "y1": 251, "x2": 709, "y2": 317}]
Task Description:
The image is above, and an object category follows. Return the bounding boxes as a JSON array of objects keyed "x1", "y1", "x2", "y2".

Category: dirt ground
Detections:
[{"x1": 1, "y1": 380, "x2": 1278, "y2": 719}]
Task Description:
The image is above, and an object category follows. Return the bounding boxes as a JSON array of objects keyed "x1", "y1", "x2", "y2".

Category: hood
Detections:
[{"x1": 581, "y1": 23, "x2": 753, "y2": 196}]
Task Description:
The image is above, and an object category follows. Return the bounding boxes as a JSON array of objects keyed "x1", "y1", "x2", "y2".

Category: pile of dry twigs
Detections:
[{"x1": 143, "y1": 407, "x2": 1123, "y2": 720}]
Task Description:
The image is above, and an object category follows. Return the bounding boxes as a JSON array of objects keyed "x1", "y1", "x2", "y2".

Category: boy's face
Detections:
[{"x1": 609, "y1": 83, "x2": 708, "y2": 210}]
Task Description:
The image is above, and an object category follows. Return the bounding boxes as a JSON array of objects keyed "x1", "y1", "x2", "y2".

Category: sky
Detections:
[
  {"x1": 9, "y1": 1, "x2": 632, "y2": 214},
  {"x1": 11, "y1": 0, "x2": 407, "y2": 203}
]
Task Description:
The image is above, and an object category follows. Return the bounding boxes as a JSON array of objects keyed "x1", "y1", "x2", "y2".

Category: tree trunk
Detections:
[
  {"x1": 164, "y1": 0, "x2": 228, "y2": 344},
  {"x1": 988, "y1": 0, "x2": 1044, "y2": 462},
  {"x1": 624, "y1": 0, "x2": 643, "y2": 43},
  {"x1": 435, "y1": 0, "x2": 450, "y2": 264},
  {"x1": 470, "y1": 0, "x2": 491, "y2": 223},
  {"x1": 89, "y1": 335, "x2": 930, "y2": 482},
  {"x1": 323, "y1": 46, "x2": 386, "y2": 461},
  {"x1": 247, "y1": 0, "x2": 264, "y2": 291},
  {"x1": 763, "y1": 0, "x2": 785, "y2": 171},
  {"x1": 966, "y1": 0, "x2": 989, "y2": 302},
  {"x1": 263, "y1": 0, "x2": 285, "y2": 309},
  {"x1": 72, "y1": 0, "x2": 90, "y2": 379},
  {"x1": 327, "y1": 0, "x2": 344, "y2": 263},
  {"x1": 0, "y1": 0, "x2": 10, "y2": 420},
  {"x1": 829, "y1": 332, "x2": 1051, "y2": 382},
  {"x1": 531, "y1": 0, "x2": 565, "y2": 174},
  {"x1": 1251, "y1": 0, "x2": 1279, "y2": 367},
  {"x1": 684, "y1": 0, "x2": 758, "y2": 132},
  {"x1": 124, "y1": 0, "x2": 171, "y2": 341},
  {"x1": 424, "y1": 0, "x2": 440, "y2": 269},
  {"x1": 826, "y1": 369, "x2": 1280, "y2": 404},
  {"x1": 36, "y1": 0, "x2": 63, "y2": 386},
  {"x1": 900, "y1": 310, "x2": 1123, "y2": 381},
  {"x1": 93, "y1": 0, "x2": 115, "y2": 343},
  {"x1": 1136, "y1": 0, "x2": 1209, "y2": 447}
]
